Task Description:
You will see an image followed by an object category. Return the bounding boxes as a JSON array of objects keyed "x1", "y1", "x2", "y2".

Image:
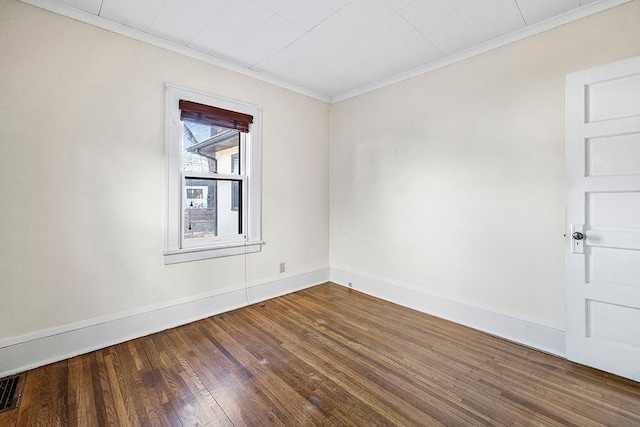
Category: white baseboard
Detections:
[
  {"x1": 0, "y1": 266, "x2": 565, "y2": 377},
  {"x1": 0, "y1": 267, "x2": 329, "y2": 377},
  {"x1": 330, "y1": 267, "x2": 566, "y2": 357}
]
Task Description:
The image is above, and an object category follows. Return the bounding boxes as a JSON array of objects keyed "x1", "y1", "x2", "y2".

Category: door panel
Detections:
[
  {"x1": 566, "y1": 56, "x2": 640, "y2": 382},
  {"x1": 589, "y1": 246, "x2": 640, "y2": 288},
  {"x1": 587, "y1": 73, "x2": 640, "y2": 122},
  {"x1": 588, "y1": 192, "x2": 640, "y2": 229},
  {"x1": 587, "y1": 133, "x2": 640, "y2": 176},
  {"x1": 588, "y1": 300, "x2": 640, "y2": 347}
]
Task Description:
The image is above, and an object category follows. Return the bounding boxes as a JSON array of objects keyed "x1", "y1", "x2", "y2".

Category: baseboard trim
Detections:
[
  {"x1": 0, "y1": 267, "x2": 329, "y2": 377},
  {"x1": 330, "y1": 268, "x2": 565, "y2": 357}
]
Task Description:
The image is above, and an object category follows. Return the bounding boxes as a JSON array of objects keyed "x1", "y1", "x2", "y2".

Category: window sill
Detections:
[{"x1": 164, "y1": 241, "x2": 262, "y2": 264}]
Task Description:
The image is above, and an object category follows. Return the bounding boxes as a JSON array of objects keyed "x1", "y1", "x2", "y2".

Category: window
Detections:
[{"x1": 164, "y1": 85, "x2": 261, "y2": 264}]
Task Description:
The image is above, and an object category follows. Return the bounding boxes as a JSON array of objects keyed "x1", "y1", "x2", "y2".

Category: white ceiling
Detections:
[{"x1": 25, "y1": 0, "x2": 628, "y2": 102}]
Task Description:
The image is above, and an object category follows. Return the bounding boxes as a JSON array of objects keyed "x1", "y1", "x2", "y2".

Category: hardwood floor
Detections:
[{"x1": 2, "y1": 283, "x2": 639, "y2": 426}]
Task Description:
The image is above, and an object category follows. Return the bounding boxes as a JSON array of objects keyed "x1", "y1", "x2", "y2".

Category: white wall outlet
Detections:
[{"x1": 279, "y1": 262, "x2": 285, "y2": 273}]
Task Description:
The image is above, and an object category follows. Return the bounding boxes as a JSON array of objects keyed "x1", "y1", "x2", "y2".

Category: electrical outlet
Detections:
[{"x1": 280, "y1": 262, "x2": 285, "y2": 273}]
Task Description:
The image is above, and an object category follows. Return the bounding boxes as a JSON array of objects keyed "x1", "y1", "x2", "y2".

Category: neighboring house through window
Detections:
[{"x1": 164, "y1": 85, "x2": 262, "y2": 264}]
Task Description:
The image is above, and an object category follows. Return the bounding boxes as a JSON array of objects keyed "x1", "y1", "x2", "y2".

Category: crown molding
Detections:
[
  {"x1": 331, "y1": 0, "x2": 633, "y2": 103},
  {"x1": 19, "y1": 0, "x2": 632, "y2": 105},
  {"x1": 18, "y1": 0, "x2": 332, "y2": 103}
]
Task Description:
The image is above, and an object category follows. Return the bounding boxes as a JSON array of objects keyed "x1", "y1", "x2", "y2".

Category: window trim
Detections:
[{"x1": 164, "y1": 84, "x2": 262, "y2": 264}]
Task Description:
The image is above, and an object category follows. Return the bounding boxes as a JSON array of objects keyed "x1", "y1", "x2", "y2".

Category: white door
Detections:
[{"x1": 566, "y1": 56, "x2": 640, "y2": 382}]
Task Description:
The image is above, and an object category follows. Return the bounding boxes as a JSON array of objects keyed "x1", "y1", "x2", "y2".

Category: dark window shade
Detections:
[{"x1": 179, "y1": 100, "x2": 254, "y2": 133}]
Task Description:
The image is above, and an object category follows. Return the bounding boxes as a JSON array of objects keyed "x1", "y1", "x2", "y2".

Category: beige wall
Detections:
[
  {"x1": 0, "y1": 0, "x2": 330, "y2": 339},
  {"x1": 330, "y1": 1, "x2": 640, "y2": 329}
]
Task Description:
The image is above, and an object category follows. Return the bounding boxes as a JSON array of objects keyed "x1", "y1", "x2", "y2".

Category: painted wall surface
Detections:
[
  {"x1": 330, "y1": 1, "x2": 640, "y2": 329},
  {"x1": 0, "y1": 0, "x2": 330, "y2": 339}
]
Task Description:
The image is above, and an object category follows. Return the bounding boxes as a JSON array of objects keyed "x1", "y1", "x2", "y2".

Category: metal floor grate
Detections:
[{"x1": 0, "y1": 374, "x2": 24, "y2": 412}]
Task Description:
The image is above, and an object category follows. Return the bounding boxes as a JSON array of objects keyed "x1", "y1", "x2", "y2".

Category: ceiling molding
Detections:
[
  {"x1": 331, "y1": 0, "x2": 632, "y2": 103},
  {"x1": 18, "y1": 0, "x2": 332, "y2": 103},
  {"x1": 19, "y1": 0, "x2": 633, "y2": 105}
]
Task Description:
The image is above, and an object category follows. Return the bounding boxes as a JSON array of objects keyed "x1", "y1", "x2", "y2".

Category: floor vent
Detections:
[{"x1": 0, "y1": 374, "x2": 25, "y2": 413}]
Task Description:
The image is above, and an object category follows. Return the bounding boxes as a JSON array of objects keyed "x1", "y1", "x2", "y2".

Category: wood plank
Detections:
[
  {"x1": 15, "y1": 369, "x2": 46, "y2": 426},
  {"x1": 8, "y1": 283, "x2": 640, "y2": 426},
  {"x1": 90, "y1": 350, "x2": 121, "y2": 426},
  {"x1": 67, "y1": 353, "x2": 97, "y2": 427},
  {"x1": 14, "y1": 361, "x2": 69, "y2": 427},
  {"x1": 168, "y1": 322, "x2": 290, "y2": 425},
  {"x1": 231, "y1": 305, "x2": 451, "y2": 426},
  {"x1": 103, "y1": 346, "x2": 143, "y2": 427},
  {"x1": 251, "y1": 296, "x2": 503, "y2": 425},
  {"x1": 143, "y1": 332, "x2": 233, "y2": 426}
]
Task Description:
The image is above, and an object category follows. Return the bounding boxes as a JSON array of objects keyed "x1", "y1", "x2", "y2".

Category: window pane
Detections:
[
  {"x1": 184, "y1": 178, "x2": 241, "y2": 240},
  {"x1": 183, "y1": 120, "x2": 240, "y2": 174},
  {"x1": 231, "y1": 153, "x2": 240, "y2": 211}
]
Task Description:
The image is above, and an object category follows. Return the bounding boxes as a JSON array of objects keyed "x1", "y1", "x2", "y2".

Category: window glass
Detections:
[
  {"x1": 182, "y1": 121, "x2": 240, "y2": 174},
  {"x1": 231, "y1": 154, "x2": 240, "y2": 211},
  {"x1": 184, "y1": 178, "x2": 241, "y2": 240}
]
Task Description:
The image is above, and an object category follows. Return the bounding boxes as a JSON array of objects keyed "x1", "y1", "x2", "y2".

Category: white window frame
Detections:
[{"x1": 164, "y1": 84, "x2": 262, "y2": 264}]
